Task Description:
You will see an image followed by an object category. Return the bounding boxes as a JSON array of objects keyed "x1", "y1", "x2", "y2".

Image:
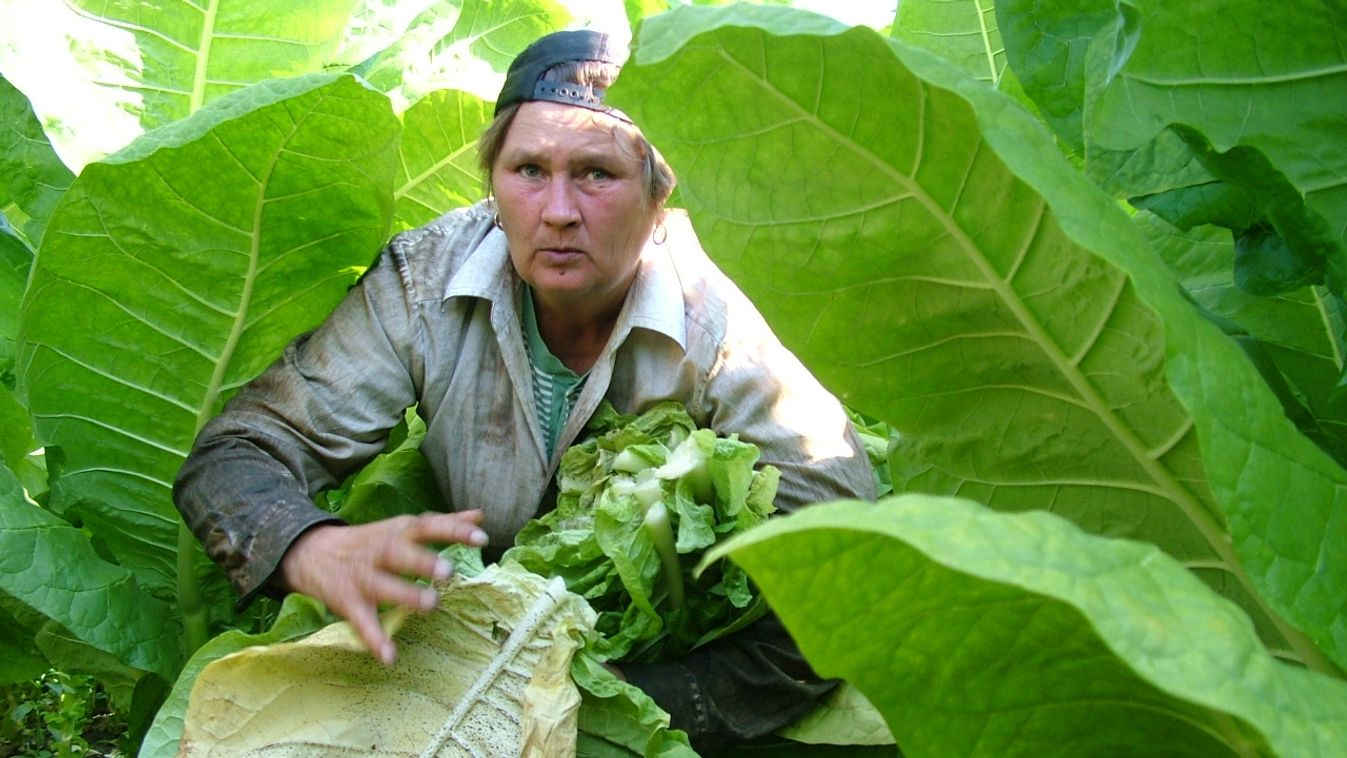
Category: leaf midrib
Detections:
[
  {"x1": 1125, "y1": 63, "x2": 1347, "y2": 88},
  {"x1": 395, "y1": 142, "x2": 475, "y2": 200},
  {"x1": 971, "y1": 0, "x2": 1000, "y2": 86},
  {"x1": 191, "y1": 0, "x2": 221, "y2": 113},
  {"x1": 418, "y1": 576, "x2": 571, "y2": 757},
  {"x1": 189, "y1": 95, "x2": 303, "y2": 435}
]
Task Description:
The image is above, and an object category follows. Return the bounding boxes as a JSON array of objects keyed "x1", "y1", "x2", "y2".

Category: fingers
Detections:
[
  {"x1": 280, "y1": 512, "x2": 491, "y2": 666},
  {"x1": 311, "y1": 546, "x2": 436, "y2": 666},
  {"x1": 376, "y1": 511, "x2": 488, "y2": 579},
  {"x1": 407, "y1": 510, "x2": 489, "y2": 548},
  {"x1": 363, "y1": 566, "x2": 440, "y2": 611},
  {"x1": 340, "y1": 596, "x2": 397, "y2": 666},
  {"x1": 371, "y1": 520, "x2": 447, "y2": 582}
]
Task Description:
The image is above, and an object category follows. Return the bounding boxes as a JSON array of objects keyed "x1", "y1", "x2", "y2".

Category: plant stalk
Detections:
[
  {"x1": 645, "y1": 502, "x2": 684, "y2": 610},
  {"x1": 176, "y1": 522, "x2": 209, "y2": 657}
]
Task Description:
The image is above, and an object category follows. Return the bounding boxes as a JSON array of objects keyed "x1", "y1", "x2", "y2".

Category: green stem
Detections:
[
  {"x1": 644, "y1": 502, "x2": 684, "y2": 609},
  {"x1": 176, "y1": 522, "x2": 209, "y2": 657}
]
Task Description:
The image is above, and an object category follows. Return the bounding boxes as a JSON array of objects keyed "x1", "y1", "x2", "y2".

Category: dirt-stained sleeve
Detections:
[{"x1": 172, "y1": 243, "x2": 420, "y2": 606}]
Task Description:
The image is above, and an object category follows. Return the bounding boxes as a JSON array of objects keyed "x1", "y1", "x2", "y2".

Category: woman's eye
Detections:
[
  {"x1": 519, "y1": 164, "x2": 542, "y2": 178},
  {"x1": 586, "y1": 168, "x2": 611, "y2": 181}
]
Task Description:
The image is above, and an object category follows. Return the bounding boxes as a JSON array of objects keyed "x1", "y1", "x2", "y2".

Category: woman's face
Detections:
[{"x1": 492, "y1": 101, "x2": 658, "y2": 313}]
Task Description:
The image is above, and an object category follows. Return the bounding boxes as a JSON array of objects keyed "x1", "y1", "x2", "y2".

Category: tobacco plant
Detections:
[{"x1": 0, "y1": 0, "x2": 1344, "y2": 755}]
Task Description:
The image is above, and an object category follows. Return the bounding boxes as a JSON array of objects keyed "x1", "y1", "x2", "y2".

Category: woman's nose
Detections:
[{"x1": 540, "y1": 179, "x2": 580, "y2": 227}]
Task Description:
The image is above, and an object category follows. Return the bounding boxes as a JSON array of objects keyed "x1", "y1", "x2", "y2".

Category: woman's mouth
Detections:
[{"x1": 539, "y1": 247, "x2": 584, "y2": 261}]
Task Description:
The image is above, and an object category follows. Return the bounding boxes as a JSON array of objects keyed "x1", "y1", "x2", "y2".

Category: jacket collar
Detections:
[{"x1": 441, "y1": 213, "x2": 689, "y2": 353}]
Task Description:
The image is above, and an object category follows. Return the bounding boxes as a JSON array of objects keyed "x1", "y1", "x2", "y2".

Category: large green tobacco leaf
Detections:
[
  {"x1": 993, "y1": 0, "x2": 1114, "y2": 153},
  {"x1": 16, "y1": 73, "x2": 399, "y2": 608},
  {"x1": 0, "y1": 75, "x2": 73, "y2": 247},
  {"x1": 0, "y1": 219, "x2": 26, "y2": 379},
  {"x1": 1138, "y1": 213, "x2": 1347, "y2": 467},
  {"x1": 0, "y1": 385, "x2": 42, "y2": 498},
  {"x1": 0, "y1": 464, "x2": 180, "y2": 679},
  {"x1": 393, "y1": 88, "x2": 492, "y2": 232},
  {"x1": 0, "y1": 598, "x2": 46, "y2": 684},
  {"x1": 331, "y1": 0, "x2": 444, "y2": 68},
  {"x1": 1, "y1": 74, "x2": 54, "y2": 382},
  {"x1": 995, "y1": 0, "x2": 1335, "y2": 305},
  {"x1": 993, "y1": 0, "x2": 1228, "y2": 247},
  {"x1": 613, "y1": 5, "x2": 1346, "y2": 671},
  {"x1": 892, "y1": 0, "x2": 1006, "y2": 85},
  {"x1": 994, "y1": 0, "x2": 1347, "y2": 464},
  {"x1": 1088, "y1": 0, "x2": 1347, "y2": 292},
  {"x1": 0, "y1": 0, "x2": 361, "y2": 171},
  {"x1": 32, "y1": 621, "x2": 149, "y2": 708},
  {"x1": 705, "y1": 498, "x2": 1347, "y2": 756},
  {"x1": 625, "y1": 0, "x2": 669, "y2": 30},
  {"x1": 932, "y1": 0, "x2": 1219, "y2": 211},
  {"x1": 0, "y1": 387, "x2": 31, "y2": 471}
]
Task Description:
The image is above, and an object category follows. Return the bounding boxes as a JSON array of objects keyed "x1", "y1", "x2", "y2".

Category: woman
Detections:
[{"x1": 174, "y1": 29, "x2": 875, "y2": 750}]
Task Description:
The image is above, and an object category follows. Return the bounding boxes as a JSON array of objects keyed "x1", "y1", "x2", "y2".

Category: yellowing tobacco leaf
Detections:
[{"x1": 179, "y1": 562, "x2": 596, "y2": 757}]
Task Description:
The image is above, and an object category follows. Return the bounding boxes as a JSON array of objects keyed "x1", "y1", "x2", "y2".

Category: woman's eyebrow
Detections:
[
  {"x1": 504, "y1": 145, "x2": 625, "y2": 170},
  {"x1": 500, "y1": 145, "x2": 545, "y2": 163},
  {"x1": 570, "y1": 146, "x2": 625, "y2": 166}
]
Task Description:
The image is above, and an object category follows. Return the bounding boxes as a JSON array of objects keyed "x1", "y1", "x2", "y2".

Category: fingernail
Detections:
[
  {"x1": 470, "y1": 528, "x2": 489, "y2": 546},
  {"x1": 420, "y1": 588, "x2": 438, "y2": 609},
  {"x1": 432, "y1": 557, "x2": 453, "y2": 581},
  {"x1": 380, "y1": 644, "x2": 397, "y2": 667}
]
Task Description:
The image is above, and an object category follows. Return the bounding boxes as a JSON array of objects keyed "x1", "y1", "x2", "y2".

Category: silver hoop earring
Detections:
[
  {"x1": 652, "y1": 224, "x2": 668, "y2": 245},
  {"x1": 493, "y1": 213, "x2": 503, "y2": 229}
]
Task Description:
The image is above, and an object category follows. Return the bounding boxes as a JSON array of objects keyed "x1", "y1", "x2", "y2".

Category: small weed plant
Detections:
[{"x1": 1, "y1": 672, "x2": 125, "y2": 758}]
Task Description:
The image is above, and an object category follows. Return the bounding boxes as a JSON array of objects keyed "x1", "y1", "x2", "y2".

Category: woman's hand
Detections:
[{"x1": 280, "y1": 510, "x2": 489, "y2": 665}]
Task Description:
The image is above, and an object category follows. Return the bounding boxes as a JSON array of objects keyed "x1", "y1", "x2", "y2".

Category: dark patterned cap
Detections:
[{"x1": 494, "y1": 30, "x2": 629, "y2": 119}]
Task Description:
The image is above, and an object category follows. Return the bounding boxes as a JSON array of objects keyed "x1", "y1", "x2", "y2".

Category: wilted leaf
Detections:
[
  {"x1": 138, "y1": 594, "x2": 335, "y2": 758},
  {"x1": 179, "y1": 563, "x2": 595, "y2": 756}
]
